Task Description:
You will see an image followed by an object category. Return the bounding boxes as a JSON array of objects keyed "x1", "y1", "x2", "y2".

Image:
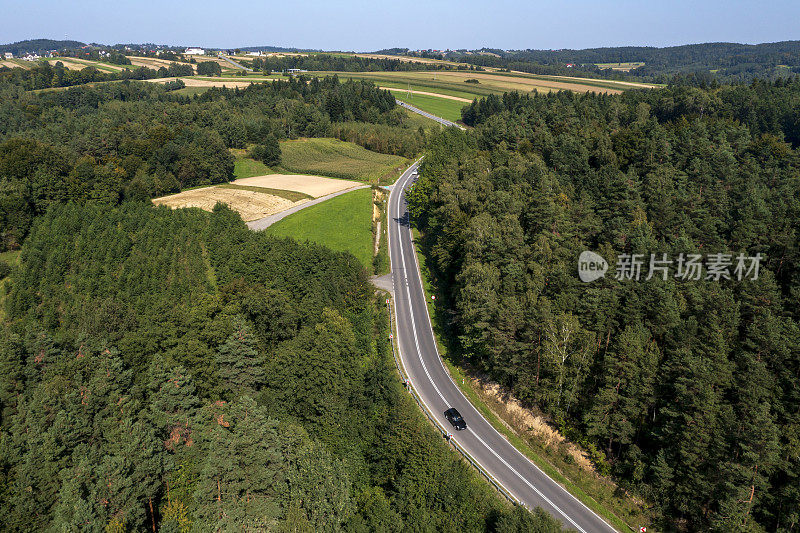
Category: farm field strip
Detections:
[
  {"x1": 217, "y1": 183, "x2": 313, "y2": 202},
  {"x1": 153, "y1": 166, "x2": 362, "y2": 221},
  {"x1": 313, "y1": 69, "x2": 657, "y2": 95},
  {"x1": 310, "y1": 71, "x2": 500, "y2": 97},
  {"x1": 152, "y1": 185, "x2": 302, "y2": 222},
  {"x1": 232, "y1": 173, "x2": 363, "y2": 197},
  {"x1": 126, "y1": 56, "x2": 197, "y2": 72},
  {"x1": 425, "y1": 70, "x2": 624, "y2": 93},
  {"x1": 380, "y1": 86, "x2": 473, "y2": 102},
  {"x1": 41, "y1": 58, "x2": 94, "y2": 70},
  {"x1": 499, "y1": 69, "x2": 659, "y2": 89},
  {"x1": 147, "y1": 77, "x2": 260, "y2": 89},
  {"x1": 0, "y1": 60, "x2": 26, "y2": 69},
  {"x1": 59, "y1": 57, "x2": 127, "y2": 72}
]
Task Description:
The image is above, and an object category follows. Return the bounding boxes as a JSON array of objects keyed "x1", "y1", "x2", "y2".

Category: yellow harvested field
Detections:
[
  {"x1": 0, "y1": 60, "x2": 24, "y2": 69},
  {"x1": 194, "y1": 56, "x2": 232, "y2": 67},
  {"x1": 528, "y1": 72, "x2": 656, "y2": 89},
  {"x1": 153, "y1": 186, "x2": 301, "y2": 221},
  {"x1": 148, "y1": 77, "x2": 257, "y2": 89},
  {"x1": 336, "y1": 70, "x2": 658, "y2": 94},
  {"x1": 422, "y1": 71, "x2": 624, "y2": 94},
  {"x1": 43, "y1": 58, "x2": 90, "y2": 70},
  {"x1": 127, "y1": 56, "x2": 197, "y2": 72},
  {"x1": 233, "y1": 174, "x2": 362, "y2": 198}
]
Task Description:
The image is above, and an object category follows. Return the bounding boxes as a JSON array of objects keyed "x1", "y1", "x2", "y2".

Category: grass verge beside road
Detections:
[
  {"x1": 266, "y1": 188, "x2": 373, "y2": 270},
  {"x1": 410, "y1": 227, "x2": 654, "y2": 532}
]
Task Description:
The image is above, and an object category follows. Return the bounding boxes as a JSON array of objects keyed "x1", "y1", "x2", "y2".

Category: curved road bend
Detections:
[{"x1": 389, "y1": 162, "x2": 617, "y2": 533}]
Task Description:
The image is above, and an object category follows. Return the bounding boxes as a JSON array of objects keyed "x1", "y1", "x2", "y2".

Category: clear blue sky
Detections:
[{"x1": 1, "y1": 0, "x2": 798, "y2": 51}]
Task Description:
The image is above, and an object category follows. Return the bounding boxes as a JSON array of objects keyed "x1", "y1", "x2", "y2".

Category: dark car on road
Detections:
[{"x1": 444, "y1": 408, "x2": 466, "y2": 430}]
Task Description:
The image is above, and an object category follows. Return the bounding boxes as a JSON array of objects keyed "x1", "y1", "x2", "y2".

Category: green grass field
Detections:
[
  {"x1": 279, "y1": 138, "x2": 407, "y2": 184},
  {"x1": 266, "y1": 187, "x2": 374, "y2": 270},
  {"x1": 309, "y1": 70, "x2": 658, "y2": 100},
  {"x1": 353, "y1": 78, "x2": 480, "y2": 100},
  {"x1": 233, "y1": 155, "x2": 273, "y2": 179},
  {"x1": 394, "y1": 93, "x2": 466, "y2": 123},
  {"x1": 400, "y1": 107, "x2": 445, "y2": 130}
]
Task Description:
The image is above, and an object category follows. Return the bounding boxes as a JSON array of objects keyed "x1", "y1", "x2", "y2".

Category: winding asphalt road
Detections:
[{"x1": 388, "y1": 162, "x2": 617, "y2": 533}]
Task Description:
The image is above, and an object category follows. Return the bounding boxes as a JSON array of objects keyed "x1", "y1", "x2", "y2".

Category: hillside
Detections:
[
  {"x1": 440, "y1": 41, "x2": 800, "y2": 82},
  {"x1": 0, "y1": 39, "x2": 86, "y2": 55}
]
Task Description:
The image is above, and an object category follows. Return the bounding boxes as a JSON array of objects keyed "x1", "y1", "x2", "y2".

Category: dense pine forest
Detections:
[
  {"x1": 0, "y1": 203, "x2": 561, "y2": 531},
  {"x1": 446, "y1": 42, "x2": 800, "y2": 83},
  {"x1": 409, "y1": 79, "x2": 800, "y2": 531},
  {"x1": 0, "y1": 67, "x2": 564, "y2": 530}
]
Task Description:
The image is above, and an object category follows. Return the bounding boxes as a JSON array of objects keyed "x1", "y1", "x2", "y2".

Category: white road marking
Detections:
[
  {"x1": 387, "y1": 162, "x2": 617, "y2": 532},
  {"x1": 391, "y1": 170, "x2": 587, "y2": 532}
]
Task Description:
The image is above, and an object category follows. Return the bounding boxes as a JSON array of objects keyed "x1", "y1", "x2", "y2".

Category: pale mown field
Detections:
[
  {"x1": 126, "y1": 56, "x2": 198, "y2": 72},
  {"x1": 233, "y1": 174, "x2": 362, "y2": 197},
  {"x1": 152, "y1": 173, "x2": 359, "y2": 221},
  {"x1": 148, "y1": 77, "x2": 257, "y2": 89},
  {"x1": 153, "y1": 186, "x2": 301, "y2": 221}
]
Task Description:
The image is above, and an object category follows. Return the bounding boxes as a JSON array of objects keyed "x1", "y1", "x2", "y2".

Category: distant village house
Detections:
[{"x1": 185, "y1": 47, "x2": 205, "y2": 55}]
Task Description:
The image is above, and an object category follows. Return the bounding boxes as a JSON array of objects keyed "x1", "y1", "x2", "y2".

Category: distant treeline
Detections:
[
  {"x1": 0, "y1": 60, "x2": 194, "y2": 90},
  {"x1": 247, "y1": 54, "x2": 478, "y2": 73},
  {"x1": 449, "y1": 41, "x2": 800, "y2": 83},
  {"x1": 0, "y1": 38, "x2": 86, "y2": 55}
]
